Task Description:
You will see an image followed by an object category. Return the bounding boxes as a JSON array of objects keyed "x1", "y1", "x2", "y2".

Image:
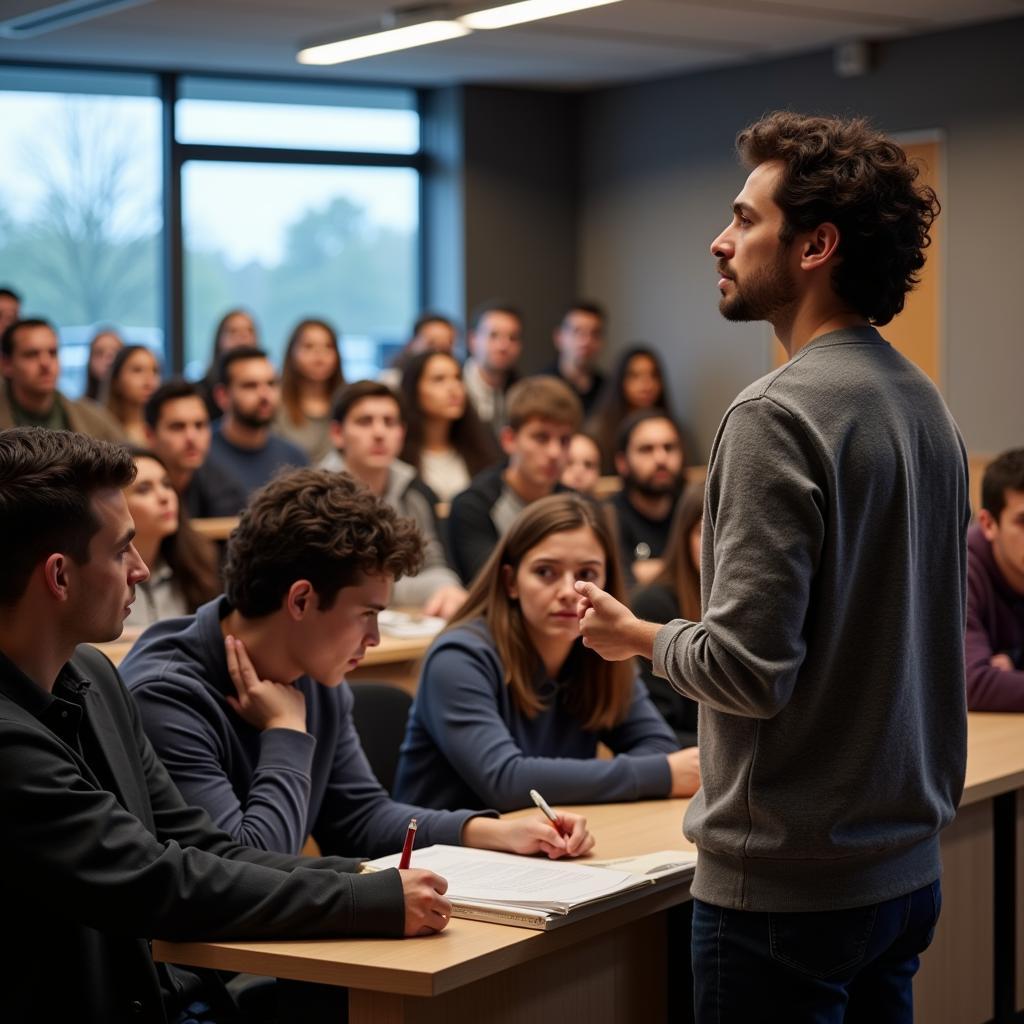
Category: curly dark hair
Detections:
[
  {"x1": 223, "y1": 469, "x2": 423, "y2": 617},
  {"x1": 736, "y1": 111, "x2": 940, "y2": 326},
  {"x1": 0, "y1": 428, "x2": 136, "y2": 605}
]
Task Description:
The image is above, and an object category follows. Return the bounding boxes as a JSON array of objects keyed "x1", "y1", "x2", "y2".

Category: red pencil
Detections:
[{"x1": 398, "y1": 818, "x2": 418, "y2": 869}]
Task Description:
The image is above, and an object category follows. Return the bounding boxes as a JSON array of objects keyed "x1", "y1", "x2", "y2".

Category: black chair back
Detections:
[{"x1": 348, "y1": 682, "x2": 414, "y2": 795}]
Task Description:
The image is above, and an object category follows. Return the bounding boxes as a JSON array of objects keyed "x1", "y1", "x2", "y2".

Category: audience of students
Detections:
[
  {"x1": 966, "y1": 448, "x2": 1024, "y2": 710},
  {"x1": 609, "y1": 409, "x2": 687, "y2": 587},
  {"x1": 123, "y1": 448, "x2": 220, "y2": 629},
  {"x1": 210, "y1": 346, "x2": 308, "y2": 497},
  {"x1": 0, "y1": 285, "x2": 20, "y2": 336},
  {"x1": 83, "y1": 327, "x2": 124, "y2": 400},
  {"x1": 145, "y1": 380, "x2": 248, "y2": 518},
  {"x1": 588, "y1": 344, "x2": 675, "y2": 472},
  {"x1": 275, "y1": 318, "x2": 345, "y2": 463},
  {"x1": 379, "y1": 312, "x2": 458, "y2": 390},
  {"x1": 120, "y1": 469, "x2": 594, "y2": 862},
  {"x1": 631, "y1": 480, "x2": 704, "y2": 746},
  {"x1": 561, "y1": 431, "x2": 603, "y2": 496},
  {"x1": 395, "y1": 492, "x2": 698, "y2": 812},
  {"x1": 0, "y1": 428, "x2": 456, "y2": 1024},
  {"x1": 321, "y1": 380, "x2": 467, "y2": 619},
  {"x1": 197, "y1": 308, "x2": 260, "y2": 420},
  {"x1": 462, "y1": 301, "x2": 523, "y2": 434},
  {"x1": 543, "y1": 302, "x2": 607, "y2": 416},
  {"x1": 398, "y1": 349, "x2": 498, "y2": 503},
  {"x1": 0, "y1": 318, "x2": 124, "y2": 440},
  {"x1": 447, "y1": 375, "x2": 582, "y2": 584},
  {"x1": 101, "y1": 343, "x2": 161, "y2": 446}
]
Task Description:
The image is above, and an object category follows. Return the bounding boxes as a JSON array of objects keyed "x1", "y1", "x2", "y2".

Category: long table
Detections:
[{"x1": 153, "y1": 713, "x2": 1024, "y2": 1023}]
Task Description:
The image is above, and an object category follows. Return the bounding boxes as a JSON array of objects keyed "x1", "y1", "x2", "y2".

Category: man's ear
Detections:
[
  {"x1": 977, "y1": 508, "x2": 998, "y2": 543},
  {"x1": 799, "y1": 222, "x2": 841, "y2": 271},
  {"x1": 213, "y1": 383, "x2": 229, "y2": 413},
  {"x1": 500, "y1": 426, "x2": 518, "y2": 458},
  {"x1": 286, "y1": 580, "x2": 315, "y2": 619},
  {"x1": 614, "y1": 452, "x2": 628, "y2": 480},
  {"x1": 329, "y1": 421, "x2": 345, "y2": 452},
  {"x1": 43, "y1": 553, "x2": 71, "y2": 601}
]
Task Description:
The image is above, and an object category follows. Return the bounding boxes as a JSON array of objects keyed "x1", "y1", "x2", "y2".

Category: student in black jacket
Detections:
[{"x1": 0, "y1": 427, "x2": 450, "y2": 1024}]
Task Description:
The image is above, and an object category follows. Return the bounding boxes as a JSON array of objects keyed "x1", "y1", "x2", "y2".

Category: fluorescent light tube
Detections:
[
  {"x1": 459, "y1": 0, "x2": 621, "y2": 31},
  {"x1": 298, "y1": 20, "x2": 470, "y2": 65}
]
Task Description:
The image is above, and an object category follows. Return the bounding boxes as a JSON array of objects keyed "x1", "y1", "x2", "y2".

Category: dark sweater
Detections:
[
  {"x1": 209, "y1": 425, "x2": 308, "y2": 498},
  {"x1": 394, "y1": 620, "x2": 678, "y2": 812},
  {"x1": 182, "y1": 457, "x2": 248, "y2": 518},
  {"x1": 0, "y1": 644, "x2": 404, "y2": 1024},
  {"x1": 120, "y1": 597, "x2": 483, "y2": 859},
  {"x1": 630, "y1": 582, "x2": 699, "y2": 747},
  {"x1": 966, "y1": 524, "x2": 1024, "y2": 710},
  {"x1": 653, "y1": 327, "x2": 969, "y2": 912},
  {"x1": 608, "y1": 489, "x2": 676, "y2": 587}
]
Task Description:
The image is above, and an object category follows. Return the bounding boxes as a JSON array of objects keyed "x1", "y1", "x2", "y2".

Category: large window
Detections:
[
  {"x1": 176, "y1": 77, "x2": 420, "y2": 380},
  {"x1": 0, "y1": 68, "x2": 162, "y2": 396},
  {"x1": 0, "y1": 67, "x2": 421, "y2": 389}
]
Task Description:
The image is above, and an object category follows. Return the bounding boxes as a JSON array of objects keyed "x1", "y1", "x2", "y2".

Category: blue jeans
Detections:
[{"x1": 692, "y1": 880, "x2": 941, "y2": 1023}]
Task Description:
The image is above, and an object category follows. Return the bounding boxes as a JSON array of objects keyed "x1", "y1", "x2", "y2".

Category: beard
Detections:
[
  {"x1": 233, "y1": 407, "x2": 274, "y2": 430},
  {"x1": 625, "y1": 468, "x2": 684, "y2": 501},
  {"x1": 719, "y1": 249, "x2": 797, "y2": 323}
]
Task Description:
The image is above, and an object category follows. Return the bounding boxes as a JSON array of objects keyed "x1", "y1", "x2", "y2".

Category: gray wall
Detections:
[{"x1": 579, "y1": 16, "x2": 1024, "y2": 460}]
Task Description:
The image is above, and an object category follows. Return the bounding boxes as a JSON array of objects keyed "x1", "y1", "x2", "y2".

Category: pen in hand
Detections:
[
  {"x1": 398, "y1": 818, "x2": 417, "y2": 869},
  {"x1": 529, "y1": 788, "x2": 569, "y2": 839}
]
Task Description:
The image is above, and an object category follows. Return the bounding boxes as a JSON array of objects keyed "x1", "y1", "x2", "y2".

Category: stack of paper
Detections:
[{"x1": 365, "y1": 845, "x2": 696, "y2": 930}]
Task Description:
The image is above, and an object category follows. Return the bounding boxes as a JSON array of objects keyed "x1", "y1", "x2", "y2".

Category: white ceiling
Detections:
[{"x1": 0, "y1": 0, "x2": 1021, "y2": 89}]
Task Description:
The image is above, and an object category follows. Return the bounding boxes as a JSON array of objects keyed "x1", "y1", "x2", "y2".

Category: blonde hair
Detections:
[{"x1": 446, "y1": 492, "x2": 634, "y2": 731}]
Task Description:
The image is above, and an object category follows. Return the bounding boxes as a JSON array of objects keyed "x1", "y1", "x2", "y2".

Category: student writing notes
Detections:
[{"x1": 394, "y1": 492, "x2": 699, "y2": 812}]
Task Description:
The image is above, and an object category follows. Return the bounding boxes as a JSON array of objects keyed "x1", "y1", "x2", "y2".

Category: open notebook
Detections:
[{"x1": 364, "y1": 845, "x2": 697, "y2": 930}]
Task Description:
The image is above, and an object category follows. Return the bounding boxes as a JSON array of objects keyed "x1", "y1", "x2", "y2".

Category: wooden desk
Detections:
[
  {"x1": 152, "y1": 714, "x2": 1024, "y2": 1024},
  {"x1": 191, "y1": 517, "x2": 239, "y2": 541}
]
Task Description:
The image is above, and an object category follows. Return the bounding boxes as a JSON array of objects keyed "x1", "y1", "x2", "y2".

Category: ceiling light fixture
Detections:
[
  {"x1": 298, "y1": 10, "x2": 469, "y2": 66},
  {"x1": 459, "y1": 0, "x2": 622, "y2": 31},
  {"x1": 0, "y1": 0, "x2": 153, "y2": 38}
]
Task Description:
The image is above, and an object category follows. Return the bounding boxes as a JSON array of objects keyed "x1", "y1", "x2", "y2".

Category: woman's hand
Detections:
[{"x1": 462, "y1": 812, "x2": 595, "y2": 859}]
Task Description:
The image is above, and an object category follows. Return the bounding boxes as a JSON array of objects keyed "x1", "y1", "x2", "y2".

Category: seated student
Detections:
[
  {"x1": 448, "y1": 375, "x2": 582, "y2": 585},
  {"x1": 120, "y1": 469, "x2": 593, "y2": 862},
  {"x1": 379, "y1": 312, "x2": 458, "y2": 390},
  {"x1": 561, "y1": 431, "x2": 602, "y2": 496},
  {"x1": 275, "y1": 318, "x2": 345, "y2": 463},
  {"x1": 210, "y1": 346, "x2": 309, "y2": 498},
  {"x1": 462, "y1": 301, "x2": 523, "y2": 434},
  {"x1": 145, "y1": 380, "x2": 248, "y2": 518},
  {"x1": 124, "y1": 448, "x2": 220, "y2": 629},
  {"x1": 608, "y1": 408, "x2": 686, "y2": 587},
  {"x1": 84, "y1": 326, "x2": 124, "y2": 401},
  {"x1": 321, "y1": 380, "x2": 466, "y2": 619},
  {"x1": 587, "y1": 344, "x2": 676, "y2": 473},
  {"x1": 0, "y1": 428, "x2": 457, "y2": 1024},
  {"x1": 542, "y1": 302, "x2": 607, "y2": 416},
  {"x1": 101, "y1": 343, "x2": 161, "y2": 446},
  {"x1": 0, "y1": 318, "x2": 123, "y2": 439},
  {"x1": 394, "y1": 492, "x2": 699, "y2": 812},
  {"x1": 967, "y1": 447, "x2": 1024, "y2": 710},
  {"x1": 630, "y1": 480, "x2": 704, "y2": 747},
  {"x1": 398, "y1": 350, "x2": 498, "y2": 503}
]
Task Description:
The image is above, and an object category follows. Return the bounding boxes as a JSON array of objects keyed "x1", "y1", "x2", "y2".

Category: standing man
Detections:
[
  {"x1": 0, "y1": 319, "x2": 123, "y2": 439},
  {"x1": 577, "y1": 111, "x2": 969, "y2": 1020},
  {"x1": 545, "y1": 302, "x2": 607, "y2": 416},
  {"x1": 462, "y1": 301, "x2": 523, "y2": 434},
  {"x1": 210, "y1": 346, "x2": 308, "y2": 497}
]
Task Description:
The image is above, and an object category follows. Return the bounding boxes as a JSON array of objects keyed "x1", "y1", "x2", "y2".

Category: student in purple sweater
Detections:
[
  {"x1": 967, "y1": 448, "x2": 1024, "y2": 710},
  {"x1": 121, "y1": 469, "x2": 593, "y2": 863},
  {"x1": 395, "y1": 492, "x2": 698, "y2": 812}
]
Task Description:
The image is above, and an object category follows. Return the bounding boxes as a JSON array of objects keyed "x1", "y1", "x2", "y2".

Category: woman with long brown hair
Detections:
[
  {"x1": 393, "y1": 492, "x2": 698, "y2": 812},
  {"x1": 274, "y1": 318, "x2": 345, "y2": 462},
  {"x1": 102, "y1": 344, "x2": 160, "y2": 445},
  {"x1": 398, "y1": 350, "x2": 498, "y2": 503},
  {"x1": 123, "y1": 448, "x2": 221, "y2": 630},
  {"x1": 631, "y1": 479, "x2": 704, "y2": 747}
]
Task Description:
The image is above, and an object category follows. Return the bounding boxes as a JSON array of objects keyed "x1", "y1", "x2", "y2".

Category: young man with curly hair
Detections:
[
  {"x1": 577, "y1": 111, "x2": 970, "y2": 1020},
  {"x1": 121, "y1": 469, "x2": 592, "y2": 867}
]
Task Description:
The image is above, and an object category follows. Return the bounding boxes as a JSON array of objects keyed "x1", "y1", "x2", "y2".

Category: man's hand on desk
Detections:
[
  {"x1": 462, "y1": 814, "x2": 596, "y2": 859},
  {"x1": 400, "y1": 869, "x2": 452, "y2": 936},
  {"x1": 575, "y1": 581, "x2": 661, "y2": 662},
  {"x1": 668, "y1": 747, "x2": 701, "y2": 797},
  {"x1": 423, "y1": 585, "x2": 469, "y2": 621},
  {"x1": 224, "y1": 635, "x2": 307, "y2": 733}
]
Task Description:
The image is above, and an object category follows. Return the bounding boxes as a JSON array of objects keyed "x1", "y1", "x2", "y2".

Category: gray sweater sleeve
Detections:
[{"x1": 652, "y1": 397, "x2": 824, "y2": 717}]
